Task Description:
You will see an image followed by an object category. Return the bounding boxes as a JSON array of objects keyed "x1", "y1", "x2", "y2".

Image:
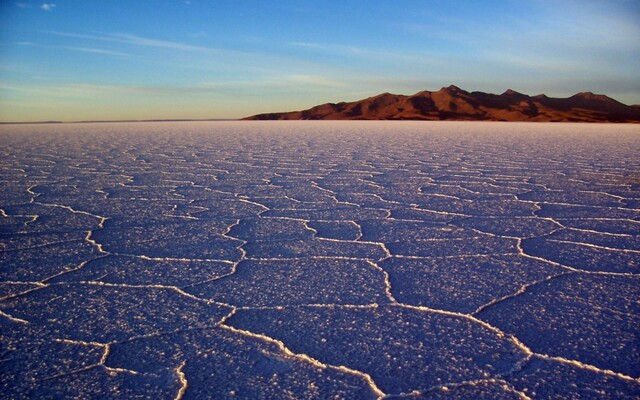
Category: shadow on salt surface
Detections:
[
  {"x1": 227, "y1": 305, "x2": 528, "y2": 395},
  {"x1": 477, "y1": 273, "x2": 640, "y2": 378},
  {"x1": 381, "y1": 254, "x2": 566, "y2": 313},
  {"x1": 187, "y1": 258, "x2": 390, "y2": 307},
  {"x1": 307, "y1": 220, "x2": 361, "y2": 240},
  {"x1": 106, "y1": 327, "x2": 378, "y2": 399}
]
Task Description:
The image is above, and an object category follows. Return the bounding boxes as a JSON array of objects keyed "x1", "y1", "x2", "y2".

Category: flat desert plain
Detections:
[{"x1": 1, "y1": 121, "x2": 639, "y2": 399}]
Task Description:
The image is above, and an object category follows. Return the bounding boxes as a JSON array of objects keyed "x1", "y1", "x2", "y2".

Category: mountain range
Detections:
[{"x1": 244, "y1": 85, "x2": 640, "y2": 122}]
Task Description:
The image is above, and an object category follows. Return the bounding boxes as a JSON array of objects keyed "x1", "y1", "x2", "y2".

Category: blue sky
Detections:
[{"x1": 1, "y1": 0, "x2": 639, "y2": 121}]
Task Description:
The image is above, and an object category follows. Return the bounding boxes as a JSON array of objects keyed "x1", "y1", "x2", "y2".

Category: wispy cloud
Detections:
[
  {"x1": 45, "y1": 31, "x2": 221, "y2": 53},
  {"x1": 40, "y1": 3, "x2": 56, "y2": 11},
  {"x1": 16, "y1": 41, "x2": 130, "y2": 57},
  {"x1": 288, "y1": 41, "x2": 444, "y2": 66},
  {"x1": 0, "y1": 81, "x2": 211, "y2": 98},
  {"x1": 109, "y1": 33, "x2": 211, "y2": 52},
  {"x1": 60, "y1": 46, "x2": 130, "y2": 57}
]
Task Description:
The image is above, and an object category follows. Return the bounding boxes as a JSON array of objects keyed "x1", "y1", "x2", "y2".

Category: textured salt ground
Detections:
[
  {"x1": 227, "y1": 305, "x2": 528, "y2": 394},
  {"x1": 381, "y1": 255, "x2": 566, "y2": 314},
  {"x1": 1, "y1": 121, "x2": 639, "y2": 399},
  {"x1": 477, "y1": 273, "x2": 640, "y2": 378},
  {"x1": 48, "y1": 256, "x2": 234, "y2": 287},
  {"x1": 104, "y1": 328, "x2": 379, "y2": 399},
  {"x1": 187, "y1": 258, "x2": 390, "y2": 307},
  {"x1": 522, "y1": 237, "x2": 639, "y2": 273}
]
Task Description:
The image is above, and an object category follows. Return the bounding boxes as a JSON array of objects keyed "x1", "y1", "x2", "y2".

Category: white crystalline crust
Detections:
[{"x1": 0, "y1": 121, "x2": 639, "y2": 399}]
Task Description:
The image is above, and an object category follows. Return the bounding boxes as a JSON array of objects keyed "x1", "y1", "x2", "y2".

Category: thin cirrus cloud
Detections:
[
  {"x1": 0, "y1": 81, "x2": 221, "y2": 98},
  {"x1": 41, "y1": 3, "x2": 56, "y2": 11},
  {"x1": 41, "y1": 31, "x2": 359, "y2": 83},
  {"x1": 1, "y1": 74, "x2": 351, "y2": 101},
  {"x1": 287, "y1": 41, "x2": 449, "y2": 69},
  {"x1": 45, "y1": 31, "x2": 229, "y2": 54},
  {"x1": 60, "y1": 46, "x2": 130, "y2": 57},
  {"x1": 16, "y1": 41, "x2": 130, "y2": 57}
]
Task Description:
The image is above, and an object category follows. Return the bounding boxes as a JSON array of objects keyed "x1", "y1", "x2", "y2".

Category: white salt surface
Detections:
[{"x1": 1, "y1": 121, "x2": 639, "y2": 399}]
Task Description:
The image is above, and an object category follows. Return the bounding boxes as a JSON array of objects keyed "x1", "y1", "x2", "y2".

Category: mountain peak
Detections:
[
  {"x1": 502, "y1": 89, "x2": 525, "y2": 97},
  {"x1": 244, "y1": 85, "x2": 640, "y2": 122},
  {"x1": 442, "y1": 85, "x2": 463, "y2": 93},
  {"x1": 571, "y1": 92, "x2": 613, "y2": 101}
]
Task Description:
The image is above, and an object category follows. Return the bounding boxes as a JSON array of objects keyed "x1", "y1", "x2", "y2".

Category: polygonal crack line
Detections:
[
  {"x1": 517, "y1": 238, "x2": 640, "y2": 277},
  {"x1": 366, "y1": 304, "x2": 541, "y2": 398},
  {"x1": 309, "y1": 236, "x2": 392, "y2": 260},
  {"x1": 0, "y1": 238, "x2": 84, "y2": 254},
  {"x1": 86, "y1": 322, "x2": 235, "y2": 383},
  {"x1": 39, "y1": 254, "x2": 112, "y2": 285},
  {"x1": 31, "y1": 339, "x2": 141, "y2": 383},
  {"x1": 521, "y1": 199, "x2": 542, "y2": 216},
  {"x1": 455, "y1": 225, "x2": 522, "y2": 240},
  {"x1": 237, "y1": 197, "x2": 271, "y2": 215},
  {"x1": 386, "y1": 378, "x2": 531, "y2": 400},
  {"x1": 174, "y1": 360, "x2": 189, "y2": 400},
  {"x1": 534, "y1": 200, "x2": 640, "y2": 214},
  {"x1": 558, "y1": 222, "x2": 639, "y2": 237},
  {"x1": 180, "y1": 258, "x2": 246, "y2": 290},
  {"x1": 108, "y1": 252, "x2": 240, "y2": 266},
  {"x1": 218, "y1": 314, "x2": 387, "y2": 399},
  {"x1": 468, "y1": 292, "x2": 640, "y2": 384},
  {"x1": 471, "y1": 271, "x2": 574, "y2": 316},
  {"x1": 222, "y1": 302, "x2": 541, "y2": 399},
  {"x1": 64, "y1": 280, "x2": 236, "y2": 309},
  {"x1": 364, "y1": 259, "x2": 397, "y2": 304},
  {"x1": 548, "y1": 238, "x2": 640, "y2": 254},
  {"x1": 0, "y1": 281, "x2": 48, "y2": 303},
  {"x1": 532, "y1": 353, "x2": 640, "y2": 383},
  {"x1": 31, "y1": 201, "x2": 109, "y2": 227},
  {"x1": 0, "y1": 308, "x2": 30, "y2": 324},
  {"x1": 301, "y1": 220, "x2": 319, "y2": 237},
  {"x1": 515, "y1": 238, "x2": 578, "y2": 273},
  {"x1": 448, "y1": 216, "x2": 566, "y2": 239}
]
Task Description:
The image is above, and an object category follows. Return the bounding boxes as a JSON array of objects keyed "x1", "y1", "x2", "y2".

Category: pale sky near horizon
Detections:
[{"x1": 1, "y1": 0, "x2": 639, "y2": 122}]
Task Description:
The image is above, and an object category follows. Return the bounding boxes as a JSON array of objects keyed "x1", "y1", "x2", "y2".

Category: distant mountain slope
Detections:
[{"x1": 244, "y1": 85, "x2": 640, "y2": 122}]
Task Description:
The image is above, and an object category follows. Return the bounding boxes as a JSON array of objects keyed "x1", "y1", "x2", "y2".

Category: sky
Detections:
[{"x1": 1, "y1": 0, "x2": 639, "y2": 122}]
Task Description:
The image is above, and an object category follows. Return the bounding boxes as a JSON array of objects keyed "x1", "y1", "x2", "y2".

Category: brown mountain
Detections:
[{"x1": 244, "y1": 85, "x2": 640, "y2": 122}]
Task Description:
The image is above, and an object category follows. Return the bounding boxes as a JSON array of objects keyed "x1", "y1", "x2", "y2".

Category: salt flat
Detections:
[{"x1": 1, "y1": 121, "x2": 639, "y2": 399}]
